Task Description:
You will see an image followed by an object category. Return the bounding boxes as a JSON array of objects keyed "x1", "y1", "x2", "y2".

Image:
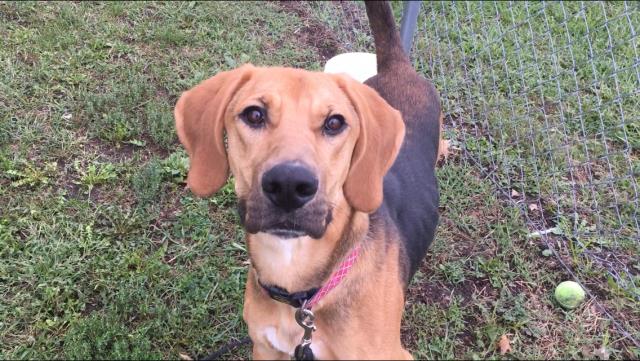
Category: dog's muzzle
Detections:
[{"x1": 238, "y1": 162, "x2": 331, "y2": 239}]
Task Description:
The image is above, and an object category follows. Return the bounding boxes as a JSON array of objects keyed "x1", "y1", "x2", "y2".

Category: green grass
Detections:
[
  {"x1": 1, "y1": 1, "x2": 638, "y2": 360},
  {"x1": 409, "y1": 1, "x2": 640, "y2": 358},
  {"x1": 0, "y1": 2, "x2": 315, "y2": 359},
  {"x1": 416, "y1": 2, "x2": 639, "y2": 244}
]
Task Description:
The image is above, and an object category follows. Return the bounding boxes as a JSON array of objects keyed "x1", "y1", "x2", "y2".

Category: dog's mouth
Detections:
[
  {"x1": 238, "y1": 198, "x2": 332, "y2": 239},
  {"x1": 264, "y1": 227, "x2": 307, "y2": 239}
]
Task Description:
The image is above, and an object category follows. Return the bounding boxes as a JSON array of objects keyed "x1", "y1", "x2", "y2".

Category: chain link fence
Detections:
[{"x1": 309, "y1": 0, "x2": 639, "y2": 349}]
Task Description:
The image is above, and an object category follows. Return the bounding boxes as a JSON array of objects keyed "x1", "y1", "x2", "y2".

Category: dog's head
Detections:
[{"x1": 175, "y1": 64, "x2": 404, "y2": 239}]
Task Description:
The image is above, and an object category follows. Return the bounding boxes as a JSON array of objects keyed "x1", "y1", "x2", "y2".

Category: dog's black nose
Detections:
[{"x1": 261, "y1": 162, "x2": 318, "y2": 212}]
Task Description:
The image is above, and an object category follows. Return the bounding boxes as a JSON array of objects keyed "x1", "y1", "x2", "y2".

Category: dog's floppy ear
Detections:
[
  {"x1": 174, "y1": 65, "x2": 253, "y2": 197},
  {"x1": 335, "y1": 75, "x2": 405, "y2": 213}
]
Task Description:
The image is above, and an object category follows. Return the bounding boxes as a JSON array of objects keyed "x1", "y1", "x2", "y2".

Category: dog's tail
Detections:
[{"x1": 364, "y1": 1, "x2": 410, "y2": 73}]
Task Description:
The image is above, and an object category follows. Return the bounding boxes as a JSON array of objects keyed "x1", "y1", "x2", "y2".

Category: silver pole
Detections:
[{"x1": 399, "y1": 1, "x2": 422, "y2": 55}]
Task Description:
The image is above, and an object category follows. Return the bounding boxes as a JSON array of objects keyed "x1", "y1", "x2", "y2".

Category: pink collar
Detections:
[
  {"x1": 259, "y1": 243, "x2": 362, "y2": 310},
  {"x1": 305, "y1": 243, "x2": 361, "y2": 309}
]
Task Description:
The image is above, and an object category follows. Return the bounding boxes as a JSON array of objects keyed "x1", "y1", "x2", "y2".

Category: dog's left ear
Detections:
[
  {"x1": 335, "y1": 75, "x2": 405, "y2": 213},
  {"x1": 174, "y1": 64, "x2": 254, "y2": 197}
]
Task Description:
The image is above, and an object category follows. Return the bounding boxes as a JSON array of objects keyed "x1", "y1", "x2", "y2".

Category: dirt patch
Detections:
[
  {"x1": 276, "y1": 1, "x2": 341, "y2": 62},
  {"x1": 81, "y1": 131, "x2": 171, "y2": 163},
  {"x1": 81, "y1": 299, "x2": 104, "y2": 317},
  {"x1": 408, "y1": 276, "x2": 495, "y2": 309},
  {"x1": 332, "y1": 1, "x2": 370, "y2": 31}
]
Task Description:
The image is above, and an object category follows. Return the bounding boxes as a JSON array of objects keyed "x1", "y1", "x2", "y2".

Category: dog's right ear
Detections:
[
  {"x1": 333, "y1": 74, "x2": 405, "y2": 213},
  {"x1": 174, "y1": 64, "x2": 254, "y2": 197}
]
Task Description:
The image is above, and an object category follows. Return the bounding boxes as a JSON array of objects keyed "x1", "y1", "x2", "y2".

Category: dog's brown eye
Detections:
[
  {"x1": 241, "y1": 106, "x2": 266, "y2": 128},
  {"x1": 323, "y1": 115, "x2": 346, "y2": 136}
]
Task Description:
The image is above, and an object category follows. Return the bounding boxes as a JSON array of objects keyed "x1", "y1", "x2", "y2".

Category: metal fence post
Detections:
[{"x1": 400, "y1": 1, "x2": 422, "y2": 55}]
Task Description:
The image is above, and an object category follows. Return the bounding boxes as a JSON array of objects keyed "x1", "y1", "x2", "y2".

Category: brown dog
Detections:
[{"x1": 175, "y1": 2, "x2": 441, "y2": 359}]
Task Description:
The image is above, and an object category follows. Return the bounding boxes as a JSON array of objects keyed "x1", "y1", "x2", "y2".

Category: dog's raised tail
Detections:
[{"x1": 364, "y1": 1, "x2": 410, "y2": 72}]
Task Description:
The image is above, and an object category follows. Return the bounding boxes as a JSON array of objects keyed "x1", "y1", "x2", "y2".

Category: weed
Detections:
[
  {"x1": 438, "y1": 260, "x2": 466, "y2": 284},
  {"x1": 495, "y1": 289, "x2": 530, "y2": 329},
  {"x1": 160, "y1": 150, "x2": 189, "y2": 184},
  {"x1": 73, "y1": 161, "x2": 118, "y2": 195},
  {"x1": 4, "y1": 160, "x2": 58, "y2": 188},
  {"x1": 210, "y1": 178, "x2": 237, "y2": 208}
]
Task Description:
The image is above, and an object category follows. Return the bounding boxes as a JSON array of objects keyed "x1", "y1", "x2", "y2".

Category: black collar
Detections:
[{"x1": 259, "y1": 280, "x2": 319, "y2": 308}]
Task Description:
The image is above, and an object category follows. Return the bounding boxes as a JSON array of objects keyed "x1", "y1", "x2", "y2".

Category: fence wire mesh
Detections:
[{"x1": 309, "y1": 0, "x2": 639, "y2": 349}]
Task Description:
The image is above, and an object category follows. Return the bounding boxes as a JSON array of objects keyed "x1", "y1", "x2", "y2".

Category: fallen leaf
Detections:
[
  {"x1": 178, "y1": 353, "x2": 193, "y2": 361},
  {"x1": 497, "y1": 334, "x2": 512, "y2": 355},
  {"x1": 438, "y1": 139, "x2": 450, "y2": 162}
]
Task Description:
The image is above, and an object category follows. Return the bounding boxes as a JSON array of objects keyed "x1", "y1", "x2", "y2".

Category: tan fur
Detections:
[
  {"x1": 174, "y1": 65, "x2": 411, "y2": 359},
  {"x1": 175, "y1": 65, "x2": 404, "y2": 214},
  {"x1": 174, "y1": 65, "x2": 253, "y2": 196},
  {"x1": 247, "y1": 198, "x2": 355, "y2": 292},
  {"x1": 243, "y1": 213, "x2": 412, "y2": 360}
]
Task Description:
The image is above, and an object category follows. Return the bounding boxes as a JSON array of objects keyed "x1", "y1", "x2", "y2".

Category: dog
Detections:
[{"x1": 174, "y1": 1, "x2": 441, "y2": 359}]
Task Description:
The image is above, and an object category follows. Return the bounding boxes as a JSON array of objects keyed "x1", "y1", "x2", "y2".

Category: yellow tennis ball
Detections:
[{"x1": 554, "y1": 281, "x2": 585, "y2": 309}]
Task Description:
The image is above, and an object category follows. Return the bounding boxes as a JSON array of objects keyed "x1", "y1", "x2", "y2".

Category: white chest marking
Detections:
[
  {"x1": 254, "y1": 232, "x2": 310, "y2": 267},
  {"x1": 262, "y1": 326, "x2": 295, "y2": 356}
]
